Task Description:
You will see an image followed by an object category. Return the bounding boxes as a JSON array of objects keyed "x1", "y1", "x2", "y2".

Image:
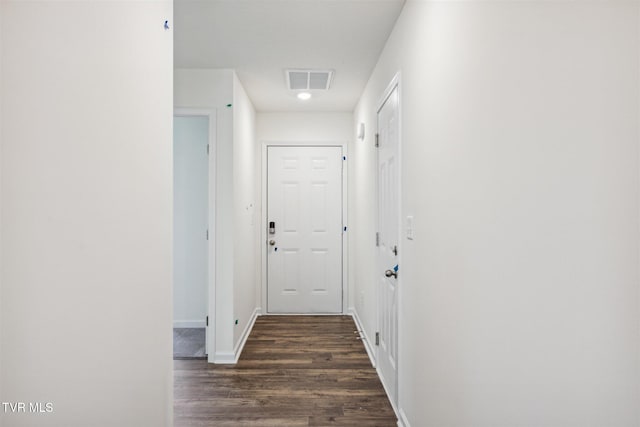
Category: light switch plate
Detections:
[{"x1": 406, "y1": 216, "x2": 414, "y2": 240}]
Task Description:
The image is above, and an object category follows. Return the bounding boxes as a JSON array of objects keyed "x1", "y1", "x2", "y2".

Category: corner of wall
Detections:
[
  {"x1": 397, "y1": 409, "x2": 411, "y2": 427},
  {"x1": 231, "y1": 72, "x2": 259, "y2": 354},
  {"x1": 349, "y1": 307, "x2": 376, "y2": 368}
]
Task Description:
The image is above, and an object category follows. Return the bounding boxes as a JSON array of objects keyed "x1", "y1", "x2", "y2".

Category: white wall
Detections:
[
  {"x1": 353, "y1": 1, "x2": 640, "y2": 426},
  {"x1": 173, "y1": 116, "x2": 209, "y2": 328},
  {"x1": 256, "y1": 112, "x2": 353, "y2": 310},
  {"x1": 257, "y1": 112, "x2": 353, "y2": 143},
  {"x1": 233, "y1": 75, "x2": 258, "y2": 346},
  {"x1": 0, "y1": 2, "x2": 173, "y2": 426}
]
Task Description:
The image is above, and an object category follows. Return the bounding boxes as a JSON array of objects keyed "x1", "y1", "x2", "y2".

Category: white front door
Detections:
[
  {"x1": 377, "y1": 84, "x2": 399, "y2": 404},
  {"x1": 267, "y1": 146, "x2": 343, "y2": 313}
]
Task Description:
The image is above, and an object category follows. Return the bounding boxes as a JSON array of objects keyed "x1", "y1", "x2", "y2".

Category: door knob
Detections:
[
  {"x1": 269, "y1": 240, "x2": 276, "y2": 246},
  {"x1": 385, "y1": 270, "x2": 397, "y2": 278}
]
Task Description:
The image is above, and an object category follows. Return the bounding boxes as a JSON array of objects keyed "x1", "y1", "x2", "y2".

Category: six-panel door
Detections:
[
  {"x1": 377, "y1": 84, "x2": 399, "y2": 405},
  {"x1": 267, "y1": 146, "x2": 343, "y2": 313}
]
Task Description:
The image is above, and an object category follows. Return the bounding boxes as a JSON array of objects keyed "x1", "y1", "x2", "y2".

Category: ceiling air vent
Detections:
[{"x1": 286, "y1": 69, "x2": 333, "y2": 91}]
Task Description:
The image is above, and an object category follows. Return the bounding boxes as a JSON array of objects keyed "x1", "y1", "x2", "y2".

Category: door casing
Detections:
[
  {"x1": 261, "y1": 141, "x2": 348, "y2": 315},
  {"x1": 174, "y1": 108, "x2": 217, "y2": 362}
]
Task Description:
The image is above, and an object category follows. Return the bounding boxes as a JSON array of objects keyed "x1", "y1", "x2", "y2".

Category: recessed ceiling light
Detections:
[{"x1": 297, "y1": 92, "x2": 312, "y2": 100}]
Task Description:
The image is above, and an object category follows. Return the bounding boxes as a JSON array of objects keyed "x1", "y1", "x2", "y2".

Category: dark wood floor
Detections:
[{"x1": 174, "y1": 315, "x2": 397, "y2": 426}]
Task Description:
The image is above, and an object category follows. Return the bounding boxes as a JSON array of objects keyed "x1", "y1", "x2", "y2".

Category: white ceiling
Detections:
[{"x1": 174, "y1": 0, "x2": 405, "y2": 112}]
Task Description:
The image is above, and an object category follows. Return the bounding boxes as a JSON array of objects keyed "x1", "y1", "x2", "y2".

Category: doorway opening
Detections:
[{"x1": 173, "y1": 110, "x2": 216, "y2": 360}]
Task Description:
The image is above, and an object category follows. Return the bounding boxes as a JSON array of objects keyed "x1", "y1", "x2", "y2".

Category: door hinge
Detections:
[
  {"x1": 375, "y1": 133, "x2": 379, "y2": 148},
  {"x1": 206, "y1": 316, "x2": 209, "y2": 327},
  {"x1": 206, "y1": 229, "x2": 209, "y2": 240},
  {"x1": 207, "y1": 144, "x2": 210, "y2": 155},
  {"x1": 375, "y1": 332, "x2": 380, "y2": 346},
  {"x1": 376, "y1": 232, "x2": 380, "y2": 247}
]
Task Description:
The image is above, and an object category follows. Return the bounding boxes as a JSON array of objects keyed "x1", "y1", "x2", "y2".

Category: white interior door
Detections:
[
  {"x1": 267, "y1": 146, "x2": 343, "y2": 313},
  {"x1": 173, "y1": 115, "x2": 209, "y2": 353},
  {"x1": 377, "y1": 85, "x2": 399, "y2": 404}
]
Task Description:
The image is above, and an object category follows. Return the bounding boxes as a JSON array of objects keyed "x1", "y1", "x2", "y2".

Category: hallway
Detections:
[
  {"x1": 174, "y1": 316, "x2": 397, "y2": 426},
  {"x1": 3, "y1": 2, "x2": 640, "y2": 426}
]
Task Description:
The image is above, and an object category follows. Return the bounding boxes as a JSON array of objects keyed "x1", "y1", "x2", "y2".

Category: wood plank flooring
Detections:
[{"x1": 174, "y1": 315, "x2": 397, "y2": 426}]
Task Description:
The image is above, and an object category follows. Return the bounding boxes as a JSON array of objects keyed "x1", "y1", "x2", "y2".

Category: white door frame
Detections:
[
  {"x1": 261, "y1": 141, "x2": 348, "y2": 315},
  {"x1": 174, "y1": 108, "x2": 217, "y2": 362},
  {"x1": 375, "y1": 72, "x2": 402, "y2": 411}
]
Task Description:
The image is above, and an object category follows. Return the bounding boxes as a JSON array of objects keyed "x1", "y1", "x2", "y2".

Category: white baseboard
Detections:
[
  {"x1": 398, "y1": 408, "x2": 411, "y2": 427},
  {"x1": 212, "y1": 351, "x2": 235, "y2": 364},
  {"x1": 233, "y1": 307, "x2": 260, "y2": 362},
  {"x1": 212, "y1": 308, "x2": 260, "y2": 364},
  {"x1": 349, "y1": 308, "x2": 376, "y2": 368},
  {"x1": 350, "y1": 308, "x2": 403, "y2": 423},
  {"x1": 173, "y1": 320, "x2": 206, "y2": 328}
]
